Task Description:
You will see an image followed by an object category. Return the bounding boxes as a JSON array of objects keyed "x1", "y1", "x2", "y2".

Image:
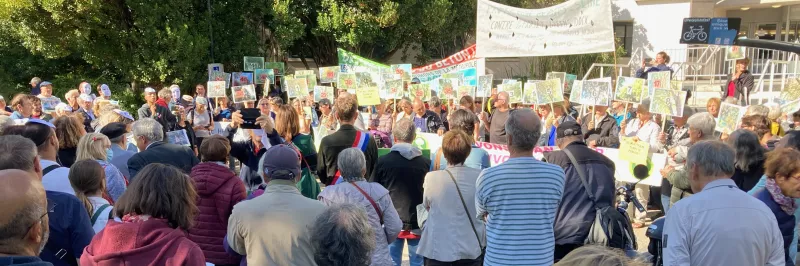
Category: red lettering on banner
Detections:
[
  {"x1": 490, "y1": 154, "x2": 509, "y2": 165},
  {"x1": 413, "y1": 44, "x2": 477, "y2": 74}
]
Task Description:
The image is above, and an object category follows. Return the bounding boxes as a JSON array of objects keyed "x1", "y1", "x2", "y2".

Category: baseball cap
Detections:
[
  {"x1": 100, "y1": 122, "x2": 128, "y2": 140},
  {"x1": 260, "y1": 144, "x2": 301, "y2": 180},
  {"x1": 100, "y1": 84, "x2": 111, "y2": 96},
  {"x1": 39, "y1": 81, "x2": 52, "y2": 87},
  {"x1": 556, "y1": 121, "x2": 583, "y2": 139},
  {"x1": 113, "y1": 109, "x2": 134, "y2": 121},
  {"x1": 144, "y1": 87, "x2": 156, "y2": 93},
  {"x1": 319, "y1": 98, "x2": 332, "y2": 106}
]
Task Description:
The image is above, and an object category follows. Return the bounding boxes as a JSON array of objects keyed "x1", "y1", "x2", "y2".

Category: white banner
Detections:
[
  {"x1": 412, "y1": 59, "x2": 485, "y2": 84},
  {"x1": 476, "y1": 0, "x2": 615, "y2": 58}
]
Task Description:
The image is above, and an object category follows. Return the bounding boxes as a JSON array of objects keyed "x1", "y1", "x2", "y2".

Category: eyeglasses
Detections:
[{"x1": 22, "y1": 200, "x2": 56, "y2": 240}]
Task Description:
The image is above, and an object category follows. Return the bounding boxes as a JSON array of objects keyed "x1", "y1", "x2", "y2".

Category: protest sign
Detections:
[
  {"x1": 619, "y1": 137, "x2": 649, "y2": 165},
  {"x1": 716, "y1": 102, "x2": 746, "y2": 133},
  {"x1": 296, "y1": 70, "x2": 315, "y2": 76},
  {"x1": 208, "y1": 63, "x2": 224, "y2": 78},
  {"x1": 478, "y1": 74, "x2": 493, "y2": 97},
  {"x1": 209, "y1": 71, "x2": 231, "y2": 89},
  {"x1": 615, "y1": 77, "x2": 646, "y2": 104},
  {"x1": 413, "y1": 45, "x2": 477, "y2": 74},
  {"x1": 206, "y1": 81, "x2": 227, "y2": 98},
  {"x1": 356, "y1": 72, "x2": 376, "y2": 88},
  {"x1": 166, "y1": 129, "x2": 191, "y2": 147},
  {"x1": 534, "y1": 79, "x2": 564, "y2": 105},
  {"x1": 439, "y1": 78, "x2": 458, "y2": 100},
  {"x1": 319, "y1": 66, "x2": 339, "y2": 84},
  {"x1": 650, "y1": 89, "x2": 687, "y2": 117},
  {"x1": 243, "y1": 57, "x2": 264, "y2": 71},
  {"x1": 384, "y1": 79, "x2": 404, "y2": 99},
  {"x1": 264, "y1": 62, "x2": 285, "y2": 76},
  {"x1": 231, "y1": 85, "x2": 257, "y2": 103},
  {"x1": 298, "y1": 74, "x2": 318, "y2": 89},
  {"x1": 254, "y1": 69, "x2": 274, "y2": 85},
  {"x1": 232, "y1": 72, "x2": 253, "y2": 86},
  {"x1": 338, "y1": 48, "x2": 390, "y2": 75},
  {"x1": 457, "y1": 86, "x2": 476, "y2": 100},
  {"x1": 546, "y1": 72, "x2": 566, "y2": 89},
  {"x1": 211, "y1": 122, "x2": 230, "y2": 136},
  {"x1": 38, "y1": 96, "x2": 61, "y2": 114},
  {"x1": 782, "y1": 98, "x2": 800, "y2": 114},
  {"x1": 580, "y1": 80, "x2": 612, "y2": 106},
  {"x1": 671, "y1": 80, "x2": 683, "y2": 91},
  {"x1": 476, "y1": 0, "x2": 614, "y2": 58},
  {"x1": 523, "y1": 82, "x2": 537, "y2": 105},
  {"x1": 569, "y1": 80, "x2": 583, "y2": 103},
  {"x1": 286, "y1": 78, "x2": 309, "y2": 99},
  {"x1": 780, "y1": 78, "x2": 800, "y2": 103},
  {"x1": 410, "y1": 84, "x2": 431, "y2": 101},
  {"x1": 391, "y1": 64, "x2": 413, "y2": 81},
  {"x1": 357, "y1": 86, "x2": 381, "y2": 106},
  {"x1": 338, "y1": 73, "x2": 357, "y2": 90},
  {"x1": 565, "y1": 74, "x2": 577, "y2": 92},
  {"x1": 413, "y1": 59, "x2": 481, "y2": 84},
  {"x1": 500, "y1": 82, "x2": 523, "y2": 103},
  {"x1": 303, "y1": 106, "x2": 313, "y2": 120},
  {"x1": 725, "y1": 46, "x2": 746, "y2": 61},
  {"x1": 314, "y1": 86, "x2": 334, "y2": 103},
  {"x1": 647, "y1": 71, "x2": 671, "y2": 97}
]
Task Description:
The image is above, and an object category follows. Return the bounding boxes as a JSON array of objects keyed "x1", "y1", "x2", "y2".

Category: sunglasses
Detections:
[{"x1": 22, "y1": 200, "x2": 56, "y2": 240}]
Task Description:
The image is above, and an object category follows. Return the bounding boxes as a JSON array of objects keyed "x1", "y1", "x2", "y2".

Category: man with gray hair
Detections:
[
  {"x1": 427, "y1": 96, "x2": 449, "y2": 131},
  {"x1": 480, "y1": 91, "x2": 511, "y2": 144},
  {"x1": 371, "y1": 118, "x2": 430, "y2": 265},
  {"x1": 227, "y1": 145, "x2": 326, "y2": 265},
  {"x1": 0, "y1": 169, "x2": 51, "y2": 266},
  {"x1": 127, "y1": 118, "x2": 198, "y2": 179},
  {"x1": 475, "y1": 109, "x2": 565, "y2": 265},
  {"x1": 663, "y1": 112, "x2": 717, "y2": 208},
  {"x1": 310, "y1": 203, "x2": 376, "y2": 266},
  {"x1": 663, "y1": 141, "x2": 785, "y2": 266},
  {"x1": 30, "y1": 77, "x2": 41, "y2": 95}
]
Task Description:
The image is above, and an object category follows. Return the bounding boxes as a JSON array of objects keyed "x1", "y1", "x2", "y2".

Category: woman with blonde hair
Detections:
[
  {"x1": 291, "y1": 98, "x2": 313, "y2": 134},
  {"x1": 54, "y1": 114, "x2": 86, "y2": 167},
  {"x1": 706, "y1": 98, "x2": 721, "y2": 119},
  {"x1": 722, "y1": 57, "x2": 755, "y2": 106},
  {"x1": 69, "y1": 159, "x2": 114, "y2": 233},
  {"x1": 76, "y1": 132, "x2": 127, "y2": 202}
]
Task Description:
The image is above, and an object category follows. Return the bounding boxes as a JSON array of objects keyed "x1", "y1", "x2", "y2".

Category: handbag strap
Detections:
[
  {"x1": 349, "y1": 181, "x2": 384, "y2": 225},
  {"x1": 444, "y1": 169, "x2": 482, "y2": 249},
  {"x1": 91, "y1": 204, "x2": 111, "y2": 225},
  {"x1": 563, "y1": 149, "x2": 606, "y2": 209}
]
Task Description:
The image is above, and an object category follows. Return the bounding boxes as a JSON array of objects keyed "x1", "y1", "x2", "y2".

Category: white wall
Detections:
[{"x1": 613, "y1": 0, "x2": 691, "y2": 59}]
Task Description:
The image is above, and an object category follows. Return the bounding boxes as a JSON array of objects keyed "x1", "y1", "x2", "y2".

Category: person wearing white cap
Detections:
[
  {"x1": 36, "y1": 81, "x2": 63, "y2": 115},
  {"x1": 137, "y1": 87, "x2": 176, "y2": 136},
  {"x1": 99, "y1": 84, "x2": 112, "y2": 100},
  {"x1": 53, "y1": 102, "x2": 73, "y2": 121},
  {"x1": 77, "y1": 94, "x2": 96, "y2": 133}
]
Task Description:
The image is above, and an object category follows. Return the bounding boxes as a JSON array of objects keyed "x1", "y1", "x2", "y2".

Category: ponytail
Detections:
[{"x1": 68, "y1": 160, "x2": 107, "y2": 219}]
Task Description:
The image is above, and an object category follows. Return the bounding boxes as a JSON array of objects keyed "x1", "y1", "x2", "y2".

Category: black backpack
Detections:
[{"x1": 563, "y1": 149, "x2": 637, "y2": 250}]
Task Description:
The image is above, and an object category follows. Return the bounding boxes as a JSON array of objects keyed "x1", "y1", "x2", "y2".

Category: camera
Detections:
[{"x1": 239, "y1": 108, "x2": 261, "y2": 129}]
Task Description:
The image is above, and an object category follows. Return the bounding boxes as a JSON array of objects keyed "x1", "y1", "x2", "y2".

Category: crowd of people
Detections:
[{"x1": 0, "y1": 52, "x2": 799, "y2": 266}]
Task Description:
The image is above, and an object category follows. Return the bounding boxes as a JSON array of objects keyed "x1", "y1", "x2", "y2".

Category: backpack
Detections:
[{"x1": 563, "y1": 149, "x2": 637, "y2": 250}]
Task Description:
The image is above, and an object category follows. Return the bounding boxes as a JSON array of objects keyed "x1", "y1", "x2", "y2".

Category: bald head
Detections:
[
  {"x1": 495, "y1": 91, "x2": 509, "y2": 109},
  {"x1": 0, "y1": 169, "x2": 47, "y2": 256},
  {"x1": 506, "y1": 109, "x2": 542, "y2": 153},
  {"x1": 412, "y1": 99, "x2": 425, "y2": 114}
]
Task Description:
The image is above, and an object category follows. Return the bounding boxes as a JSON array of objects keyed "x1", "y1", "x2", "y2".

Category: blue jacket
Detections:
[
  {"x1": 753, "y1": 188, "x2": 796, "y2": 265},
  {"x1": 41, "y1": 191, "x2": 94, "y2": 266},
  {"x1": 544, "y1": 142, "x2": 616, "y2": 245},
  {"x1": 0, "y1": 256, "x2": 52, "y2": 266},
  {"x1": 635, "y1": 64, "x2": 673, "y2": 79}
]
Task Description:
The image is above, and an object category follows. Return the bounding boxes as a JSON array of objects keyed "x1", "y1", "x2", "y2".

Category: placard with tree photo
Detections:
[
  {"x1": 649, "y1": 88, "x2": 687, "y2": 117},
  {"x1": 231, "y1": 84, "x2": 257, "y2": 103}
]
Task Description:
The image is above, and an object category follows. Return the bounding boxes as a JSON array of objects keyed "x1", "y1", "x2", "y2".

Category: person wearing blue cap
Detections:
[{"x1": 36, "y1": 82, "x2": 62, "y2": 117}]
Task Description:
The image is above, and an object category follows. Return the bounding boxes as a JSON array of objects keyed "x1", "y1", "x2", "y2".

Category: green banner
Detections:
[{"x1": 337, "y1": 48, "x2": 390, "y2": 74}]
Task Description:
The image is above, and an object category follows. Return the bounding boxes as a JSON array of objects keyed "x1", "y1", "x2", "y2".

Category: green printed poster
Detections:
[
  {"x1": 264, "y1": 62, "x2": 285, "y2": 76},
  {"x1": 243, "y1": 57, "x2": 264, "y2": 72}
]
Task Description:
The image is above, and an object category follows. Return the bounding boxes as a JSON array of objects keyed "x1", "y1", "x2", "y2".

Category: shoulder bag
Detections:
[{"x1": 444, "y1": 169, "x2": 485, "y2": 256}]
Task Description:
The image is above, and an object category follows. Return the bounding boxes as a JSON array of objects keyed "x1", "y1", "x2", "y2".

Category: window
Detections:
[{"x1": 614, "y1": 22, "x2": 634, "y2": 57}]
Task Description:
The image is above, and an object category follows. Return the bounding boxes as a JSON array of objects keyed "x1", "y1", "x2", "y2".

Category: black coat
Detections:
[
  {"x1": 721, "y1": 70, "x2": 755, "y2": 105},
  {"x1": 581, "y1": 114, "x2": 620, "y2": 148},
  {"x1": 544, "y1": 142, "x2": 616, "y2": 245},
  {"x1": 137, "y1": 104, "x2": 177, "y2": 135},
  {"x1": 731, "y1": 159, "x2": 765, "y2": 192},
  {"x1": 316, "y1": 124, "x2": 379, "y2": 185},
  {"x1": 77, "y1": 108, "x2": 95, "y2": 133},
  {"x1": 370, "y1": 149, "x2": 430, "y2": 230},
  {"x1": 126, "y1": 141, "x2": 199, "y2": 180}
]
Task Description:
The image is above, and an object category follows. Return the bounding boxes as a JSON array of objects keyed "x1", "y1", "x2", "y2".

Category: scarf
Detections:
[
  {"x1": 765, "y1": 178, "x2": 798, "y2": 215},
  {"x1": 121, "y1": 213, "x2": 167, "y2": 224}
]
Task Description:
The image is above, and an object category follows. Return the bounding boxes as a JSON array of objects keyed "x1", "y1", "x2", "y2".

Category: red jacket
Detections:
[
  {"x1": 155, "y1": 98, "x2": 169, "y2": 108},
  {"x1": 188, "y1": 162, "x2": 246, "y2": 265},
  {"x1": 80, "y1": 219, "x2": 205, "y2": 266}
]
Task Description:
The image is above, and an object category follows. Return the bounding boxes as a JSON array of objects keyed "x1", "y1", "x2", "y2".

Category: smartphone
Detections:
[{"x1": 240, "y1": 108, "x2": 261, "y2": 129}]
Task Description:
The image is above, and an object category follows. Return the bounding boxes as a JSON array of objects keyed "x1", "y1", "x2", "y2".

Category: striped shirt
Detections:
[{"x1": 475, "y1": 157, "x2": 565, "y2": 266}]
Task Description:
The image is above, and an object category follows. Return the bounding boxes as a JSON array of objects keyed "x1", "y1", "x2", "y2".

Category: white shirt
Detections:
[
  {"x1": 88, "y1": 196, "x2": 114, "y2": 233},
  {"x1": 663, "y1": 178, "x2": 785, "y2": 266},
  {"x1": 40, "y1": 159, "x2": 74, "y2": 195},
  {"x1": 623, "y1": 118, "x2": 662, "y2": 153}
]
